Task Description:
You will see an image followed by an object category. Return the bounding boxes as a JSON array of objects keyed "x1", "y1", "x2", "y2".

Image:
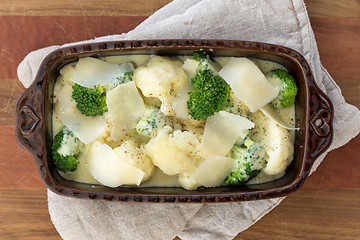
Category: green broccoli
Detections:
[
  {"x1": 51, "y1": 129, "x2": 84, "y2": 172},
  {"x1": 225, "y1": 138, "x2": 266, "y2": 185},
  {"x1": 187, "y1": 52, "x2": 230, "y2": 120},
  {"x1": 192, "y1": 51, "x2": 220, "y2": 74},
  {"x1": 267, "y1": 69, "x2": 298, "y2": 109},
  {"x1": 72, "y1": 83, "x2": 108, "y2": 116},
  {"x1": 192, "y1": 51, "x2": 208, "y2": 62},
  {"x1": 136, "y1": 106, "x2": 167, "y2": 138},
  {"x1": 110, "y1": 62, "x2": 135, "y2": 88}
]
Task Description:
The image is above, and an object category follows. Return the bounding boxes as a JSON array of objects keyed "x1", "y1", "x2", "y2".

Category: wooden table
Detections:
[{"x1": 0, "y1": 0, "x2": 359, "y2": 239}]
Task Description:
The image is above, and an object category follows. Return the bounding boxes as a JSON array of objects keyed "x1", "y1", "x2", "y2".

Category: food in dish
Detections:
[{"x1": 51, "y1": 51, "x2": 298, "y2": 190}]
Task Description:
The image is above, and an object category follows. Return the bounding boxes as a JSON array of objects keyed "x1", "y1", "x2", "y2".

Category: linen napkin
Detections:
[{"x1": 17, "y1": 0, "x2": 360, "y2": 239}]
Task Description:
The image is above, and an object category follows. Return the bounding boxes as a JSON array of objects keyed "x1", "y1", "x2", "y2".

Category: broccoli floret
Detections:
[
  {"x1": 192, "y1": 51, "x2": 207, "y2": 62},
  {"x1": 51, "y1": 129, "x2": 84, "y2": 172},
  {"x1": 136, "y1": 106, "x2": 167, "y2": 138},
  {"x1": 225, "y1": 139, "x2": 266, "y2": 185},
  {"x1": 72, "y1": 83, "x2": 108, "y2": 116},
  {"x1": 110, "y1": 62, "x2": 135, "y2": 88},
  {"x1": 192, "y1": 51, "x2": 220, "y2": 74},
  {"x1": 267, "y1": 69, "x2": 298, "y2": 109},
  {"x1": 187, "y1": 52, "x2": 230, "y2": 120}
]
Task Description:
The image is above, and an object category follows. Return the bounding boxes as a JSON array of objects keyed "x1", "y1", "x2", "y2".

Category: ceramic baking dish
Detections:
[{"x1": 15, "y1": 40, "x2": 333, "y2": 202}]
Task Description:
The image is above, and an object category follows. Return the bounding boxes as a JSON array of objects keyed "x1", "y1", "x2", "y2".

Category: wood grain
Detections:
[
  {"x1": 0, "y1": 0, "x2": 172, "y2": 16},
  {"x1": 310, "y1": 18, "x2": 360, "y2": 80},
  {"x1": 0, "y1": 0, "x2": 359, "y2": 17},
  {"x1": 0, "y1": 16, "x2": 147, "y2": 79},
  {"x1": 302, "y1": 135, "x2": 360, "y2": 189},
  {"x1": 0, "y1": 79, "x2": 25, "y2": 124},
  {"x1": 0, "y1": 188, "x2": 60, "y2": 240},
  {"x1": 0, "y1": 125, "x2": 44, "y2": 188},
  {"x1": 304, "y1": 0, "x2": 360, "y2": 17},
  {"x1": 310, "y1": 17, "x2": 360, "y2": 108},
  {"x1": 238, "y1": 188, "x2": 360, "y2": 239}
]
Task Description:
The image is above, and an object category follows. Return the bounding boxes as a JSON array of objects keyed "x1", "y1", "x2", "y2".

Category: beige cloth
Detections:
[{"x1": 17, "y1": 0, "x2": 360, "y2": 239}]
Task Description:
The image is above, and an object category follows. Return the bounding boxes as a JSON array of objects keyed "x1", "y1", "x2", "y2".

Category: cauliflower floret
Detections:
[
  {"x1": 250, "y1": 111, "x2": 294, "y2": 175},
  {"x1": 178, "y1": 170, "x2": 201, "y2": 190},
  {"x1": 262, "y1": 126, "x2": 294, "y2": 175},
  {"x1": 114, "y1": 140, "x2": 155, "y2": 182},
  {"x1": 134, "y1": 56, "x2": 188, "y2": 116},
  {"x1": 144, "y1": 126, "x2": 203, "y2": 176}
]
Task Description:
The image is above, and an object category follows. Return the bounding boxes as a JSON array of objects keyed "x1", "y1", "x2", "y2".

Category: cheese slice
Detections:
[
  {"x1": 193, "y1": 155, "x2": 234, "y2": 188},
  {"x1": 106, "y1": 81, "x2": 146, "y2": 141},
  {"x1": 182, "y1": 58, "x2": 199, "y2": 79},
  {"x1": 199, "y1": 111, "x2": 254, "y2": 158},
  {"x1": 71, "y1": 57, "x2": 123, "y2": 88},
  {"x1": 173, "y1": 79, "x2": 194, "y2": 119},
  {"x1": 260, "y1": 104, "x2": 299, "y2": 130},
  {"x1": 86, "y1": 141, "x2": 145, "y2": 187},
  {"x1": 57, "y1": 78, "x2": 107, "y2": 144},
  {"x1": 218, "y1": 57, "x2": 279, "y2": 112}
]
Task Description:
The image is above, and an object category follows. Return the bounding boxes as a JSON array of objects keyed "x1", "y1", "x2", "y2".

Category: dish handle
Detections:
[
  {"x1": 307, "y1": 85, "x2": 334, "y2": 161},
  {"x1": 15, "y1": 82, "x2": 45, "y2": 164}
]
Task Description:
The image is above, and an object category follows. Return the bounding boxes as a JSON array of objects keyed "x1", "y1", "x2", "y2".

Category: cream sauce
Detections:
[
  {"x1": 100, "y1": 55, "x2": 150, "y2": 66},
  {"x1": 140, "y1": 167, "x2": 180, "y2": 188},
  {"x1": 53, "y1": 55, "x2": 296, "y2": 188}
]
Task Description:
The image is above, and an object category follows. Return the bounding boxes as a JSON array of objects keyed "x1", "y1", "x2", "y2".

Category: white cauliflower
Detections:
[
  {"x1": 133, "y1": 55, "x2": 188, "y2": 116},
  {"x1": 114, "y1": 140, "x2": 155, "y2": 182},
  {"x1": 250, "y1": 111, "x2": 294, "y2": 175},
  {"x1": 178, "y1": 170, "x2": 201, "y2": 190},
  {"x1": 144, "y1": 126, "x2": 203, "y2": 176}
]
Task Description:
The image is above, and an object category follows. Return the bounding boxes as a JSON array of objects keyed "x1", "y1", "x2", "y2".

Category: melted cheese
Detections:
[
  {"x1": 101, "y1": 55, "x2": 150, "y2": 66},
  {"x1": 250, "y1": 110, "x2": 294, "y2": 175},
  {"x1": 71, "y1": 57, "x2": 124, "y2": 88},
  {"x1": 218, "y1": 57, "x2": 279, "y2": 112},
  {"x1": 182, "y1": 58, "x2": 199, "y2": 79},
  {"x1": 173, "y1": 77, "x2": 193, "y2": 119},
  {"x1": 86, "y1": 141, "x2": 145, "y2": 187},
  {"x1": 260, "y1": 104, "x2": 298, "y2": 130},
  {"x1": 106, "y1": 81, "x2": 146, "y2": 141},
  {"x1": 199, "y1": 111, "x2": 254, "y2": 158},
  {"x1": 193, "y1": 155, "x2": 234, "y2": 188},
  {"x1": 172, "y1": 58, "x2": 198, "y2": 119}
]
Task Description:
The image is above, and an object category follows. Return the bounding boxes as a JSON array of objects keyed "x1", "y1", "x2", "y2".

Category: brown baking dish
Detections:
[{"x1": 15, "y1": 40, "x2": 333, "y2": 202}]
